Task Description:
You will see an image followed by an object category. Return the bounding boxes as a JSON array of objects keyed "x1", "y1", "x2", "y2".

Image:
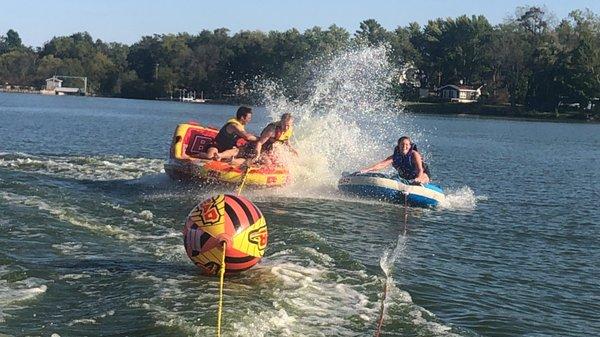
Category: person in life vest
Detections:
[
  {"x1": 203, "y1": 106, "x2": 258, "y2": 161},
  {"x1": 241, "y1": 113, "x2": 298, "y2": 164},
  {"x1": 359, "y1": 136, "x2": 430, "y2": 184}
]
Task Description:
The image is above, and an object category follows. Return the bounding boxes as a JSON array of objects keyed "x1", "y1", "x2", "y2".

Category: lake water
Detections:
[{"x1": 0, "y1": 92, "x2": 598, "y2": 337}]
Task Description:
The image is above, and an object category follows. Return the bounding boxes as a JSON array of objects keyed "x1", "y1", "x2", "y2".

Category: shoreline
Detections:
[
  {"x1": 401, "y1": 101, "x2": 598, "y2": 123},
  {"x1": 1, "y1": 90, "x2": 598, "y2": 123}
]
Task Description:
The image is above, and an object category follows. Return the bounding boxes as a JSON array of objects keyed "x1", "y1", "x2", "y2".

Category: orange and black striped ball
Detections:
[{"x1": 183, "y1": 194, "x2": 268, "y2": 276}]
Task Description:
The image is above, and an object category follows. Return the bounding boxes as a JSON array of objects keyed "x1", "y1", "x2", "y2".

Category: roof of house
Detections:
[
  {"x1": 46, "y1": 77, "x2": 63, "y2": 82},
  {"x1": 438, "y1": 84, "x2": 480, "y2": 92}
]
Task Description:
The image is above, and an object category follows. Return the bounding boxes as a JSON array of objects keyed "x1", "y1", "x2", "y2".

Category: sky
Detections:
[{"x1": 2, "y1": 0, "x2": 599, "y2": 47}]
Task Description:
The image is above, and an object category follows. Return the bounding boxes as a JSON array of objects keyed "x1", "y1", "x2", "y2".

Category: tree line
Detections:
[{"x1": 1, "y1": 6, "x2": 598, "y2": 112}]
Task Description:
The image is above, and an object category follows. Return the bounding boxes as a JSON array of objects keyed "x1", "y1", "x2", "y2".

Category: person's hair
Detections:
[
  {"x1": 281, "y1": 113, "x2": 293, "y2": 121},
  {"x1": 236, "y1": 106, "x2": 253, "y2": 119},
  {"x1": 398, "y1": 136, "x2": 411, "y2": 144},
  {"x1": 397, "y1": 136, "x2": 419, "y2": 152}
]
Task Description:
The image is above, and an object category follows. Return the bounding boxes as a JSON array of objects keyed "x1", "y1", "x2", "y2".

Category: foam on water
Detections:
[
  {"x1": 376, "y1": 232, "x2": 459, "y2": 336},
  {"x1": 1, "y1": 191, "x2": 185, "y2": 262},
  {"x1": 0, "y1": 277, "x2": 48, "y2": 323},
  {"x1": 129, "y1": 244, "x2": 378, "y2": 337},
  {"x1": 128, "y1": 271, "x2": 215, "y2": 336},
  {"x1": 0, "y1": 152, "x2": 164, "y2": 181},
  {"x1": 0, "y1": 191, "x2": 135, "y2": 240},
  {"x1": 59, "y1": 273, "x2": 92, "y2": 280},
  {"x1": 103, "y1": 203, "x2": 158, "y2": 226},
  {"x1": 440, "y1": 186, "x2": 487, "y2": 211},
  {"x1": 262, "y1": 257, "x2": 376, "y2": 328},
  {"x1": 67, "y1": 310, "x2": 115, "y2": 326},
  {"x1": 51, "y1": 242, "x2": 84, "y2": 255}
]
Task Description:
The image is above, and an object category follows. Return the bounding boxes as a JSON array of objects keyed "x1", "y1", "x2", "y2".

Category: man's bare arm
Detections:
[
  {"x1": 228, "y1": 124, "x2": 257, "y2": 142},
  {"x1": 254, "y1": 125, "x2": 276, "y2": 158}
]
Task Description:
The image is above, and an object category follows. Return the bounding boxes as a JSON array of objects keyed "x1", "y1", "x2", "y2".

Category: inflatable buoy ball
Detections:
[{"x1": 183, "y1": 194, "x2": 268, "y2": 276}]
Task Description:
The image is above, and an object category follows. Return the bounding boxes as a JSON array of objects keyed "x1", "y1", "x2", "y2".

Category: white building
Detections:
[
  {"x1": 45, "y1": 76, "x2": 63, "y2": 90},
  {"x1": 437, "y1": 84, "x2": 482, "y2": 103}
]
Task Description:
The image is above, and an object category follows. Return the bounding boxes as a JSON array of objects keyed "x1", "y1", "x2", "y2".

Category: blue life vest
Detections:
[{"x1": 392, "y1": 146, "x2": 418, "y2": 179}]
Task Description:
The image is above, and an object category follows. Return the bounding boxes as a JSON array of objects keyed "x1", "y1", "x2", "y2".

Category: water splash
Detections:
[
  {"x1": 256, "y1": 46, "x2": 419, "y2": 196},
  {"x1": 380, "y1": 233, "x2": 408, "y2": 277},
  {"x1": 440, "y1": 186, "x2": 487, "y2": 211},
  {"x1": 375, "y1": 230, "x2": 408, "y2": 330}
]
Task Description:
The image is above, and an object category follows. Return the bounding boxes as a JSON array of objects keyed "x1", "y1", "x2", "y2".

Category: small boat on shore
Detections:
[
  {"x1": 164, "y1": 122, "x2": 289, "y2": 187},
  {"x1": 338, "y1": 172, "x2": 445, "y2": 207}
]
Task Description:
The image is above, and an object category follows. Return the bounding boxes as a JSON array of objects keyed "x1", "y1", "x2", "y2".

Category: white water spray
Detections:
[{"x1": 257, "y1": 46, "x2": 419, "y2": 197}]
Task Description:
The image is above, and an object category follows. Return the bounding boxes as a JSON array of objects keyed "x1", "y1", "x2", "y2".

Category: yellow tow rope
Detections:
[
  {"x1": 216, "y1": 241, "x2": 227, "y2": 337},
  {"x1": 236, "y1": 165, "x2": 253, "y2": 196},
  {"x1": 216, "y1": 163, "x2": 253, "y2": 336}
]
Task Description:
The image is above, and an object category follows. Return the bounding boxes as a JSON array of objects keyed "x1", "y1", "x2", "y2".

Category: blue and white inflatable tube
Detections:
[{"x1": 338, "y1": 172, "x2": 445, "y2": 207}]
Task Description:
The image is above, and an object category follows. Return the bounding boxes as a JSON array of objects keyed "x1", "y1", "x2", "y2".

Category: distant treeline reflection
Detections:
[{"x1": 0, "y1": 6, "x2": 598, "y2": 113}]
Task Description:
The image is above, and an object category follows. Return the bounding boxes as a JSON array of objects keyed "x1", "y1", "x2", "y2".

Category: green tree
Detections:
[
  {"x1": 185, "y1": 29, "x2": 233, "y2": 98},
  {"x1": 409, "y1": 16, "x2": 492, "y2": 88},
  {"x1": 556, "y1": 10, "x2": 600, "y2": 108},
  {"x1": 0, "y1": 29, "x2": 24, "y2": 54},
  {"x1": 35, "y1": 55, "x2": 64, "y2": 79},
  {"x1": 488, "y1": 23, "x2": 531, "y2": 105},
  {"x1": 355, "y1": 19, "x2": 390, "y2": 46},
  {"x1": 514, "y1": 7, "x2": 563, "y2": 110},
  {"x1": 390, "y1": 23, "x2": 420, "y2": 67},
  {"x1": 0, "y1": 49, "x2": 36, "y2": 84}
]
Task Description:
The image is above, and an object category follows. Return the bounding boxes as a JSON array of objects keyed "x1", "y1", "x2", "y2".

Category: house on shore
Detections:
[
  {"x1": 437, "y1": 84, "x2": 483, "y2": 103},
  {"x1": 42, "y1": 76, "x2": 86, "y2": 95},
  {"x1": 45, "y1": 76, "x2": 63, "y2": 90}
]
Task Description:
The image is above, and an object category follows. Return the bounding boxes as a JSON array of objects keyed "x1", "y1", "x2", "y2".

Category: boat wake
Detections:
[{"x1": 0, "y1": 152, "x2": 164, "y2": 181}]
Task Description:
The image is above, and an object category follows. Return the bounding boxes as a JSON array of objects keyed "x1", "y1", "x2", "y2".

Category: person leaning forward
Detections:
[
  {"x1": 359, "y1": 136, "x2": 430, "y2": 184},
  {"x1": 247, "y1": 113, "x2": 298, "y2": 161},
  {"x1": 203, "y1": 106, "x2": 258, "y2": 161}
]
